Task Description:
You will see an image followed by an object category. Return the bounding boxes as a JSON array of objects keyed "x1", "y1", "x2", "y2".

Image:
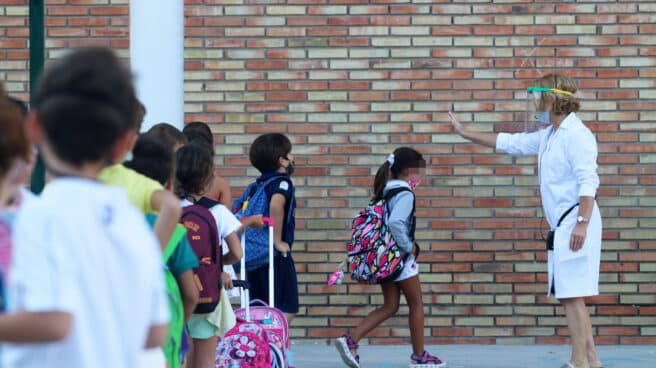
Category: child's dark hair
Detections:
[
  {"x1": 183, "y1": 121, "x2": 214, "y2": 154},
  {"x1": 32, "y1": 47, "x2": 138, "y2": 167},
  {"x1": 0, "y1": 84, "x2": 30, "y2": 178},
  {"x1": 373, "y1": 147, "x2": 426, "y2": 200},
  {"x1": 175, "y1": 142, "x2": 214, "y2": 198},
  {"x1": 124, "y1": 133, "x2": 174, "y2": 186},
  {"x1": 148, "y1": 123, "x2": 187, "y2": 149},
  {"x1": 249, "y1": 133, "x2": 292, "y2": 173}
]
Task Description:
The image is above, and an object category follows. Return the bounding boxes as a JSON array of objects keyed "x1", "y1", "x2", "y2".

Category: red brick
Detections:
[{"x1": 89, "y1": 6, "x2": 128, "y2": 16}]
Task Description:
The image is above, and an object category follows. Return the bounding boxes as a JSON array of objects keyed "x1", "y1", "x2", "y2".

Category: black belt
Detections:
[{"x1": 546, "y1": 203, "x2": 579, "y2": 251}]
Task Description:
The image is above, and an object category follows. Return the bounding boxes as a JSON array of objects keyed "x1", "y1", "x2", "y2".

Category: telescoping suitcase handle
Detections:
[{"x1": 240, "y1": 217, "x2": 276, "y2": 310}]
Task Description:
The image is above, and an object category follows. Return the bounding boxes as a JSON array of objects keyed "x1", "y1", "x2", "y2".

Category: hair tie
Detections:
[{"x1": 387, "y1": 153, "x2": 395, "y2": 167}]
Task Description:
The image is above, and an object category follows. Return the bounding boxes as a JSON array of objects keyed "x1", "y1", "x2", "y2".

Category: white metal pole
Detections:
[
  {"x1": 269, "y1": 225, "x2": 274, "y2": 308},
  {"x1": 129, "y1": 0, "x2": 184, "y2": 131}
]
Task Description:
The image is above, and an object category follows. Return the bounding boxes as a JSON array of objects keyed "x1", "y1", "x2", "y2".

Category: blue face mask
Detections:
[{"x1": 536, "y1": 111, "x2": 551, "y2": 125}]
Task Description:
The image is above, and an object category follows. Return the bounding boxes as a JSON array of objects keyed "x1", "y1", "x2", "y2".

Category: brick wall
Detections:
[{"x1": 2, "y1": 0, "x2": 655, "y2": 344}]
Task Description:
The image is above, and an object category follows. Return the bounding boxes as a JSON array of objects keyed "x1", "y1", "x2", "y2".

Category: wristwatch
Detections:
[{"x1": 576, "y1": 216, "x2": 589, "y2": 224}]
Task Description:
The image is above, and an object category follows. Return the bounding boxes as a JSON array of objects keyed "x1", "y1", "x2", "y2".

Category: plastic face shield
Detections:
[{"x1": 524, "y1": 86, "x2": 574, "y2": 133}]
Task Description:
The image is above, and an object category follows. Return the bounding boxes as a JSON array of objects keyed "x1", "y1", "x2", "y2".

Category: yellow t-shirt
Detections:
[{"x1": 98, "y1": 164, "x2": 163, "y2": 214}]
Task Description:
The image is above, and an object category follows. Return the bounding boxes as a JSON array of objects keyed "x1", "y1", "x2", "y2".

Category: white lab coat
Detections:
[{"x1": 496, "y1": 112, "x2": 602, "y2": 298}]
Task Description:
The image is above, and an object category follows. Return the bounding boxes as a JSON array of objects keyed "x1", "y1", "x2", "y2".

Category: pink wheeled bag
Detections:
[{"x1": 215, "y1": 218, "x2": 293, "y2": 368}]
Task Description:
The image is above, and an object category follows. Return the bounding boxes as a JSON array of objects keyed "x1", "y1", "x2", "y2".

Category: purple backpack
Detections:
[{"x1": 180, "y1": 198, "x2": 222, "y2": 314}]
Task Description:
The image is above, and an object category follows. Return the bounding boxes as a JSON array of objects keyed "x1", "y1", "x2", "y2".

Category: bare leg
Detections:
[
  {"x1": 560, "y1": 298, "x2": 591, "y2": 368},
  {"x1": 398, "y1": 275, "x2": 425, "y2": 357},
  {"x1": 585, "y1": 311, "x2": 602, "y2": 367},
  {"x1": 189, "y1": 337, "x2": 218, "y2": 368},
  {"x1": 350, "y1": 282, "x2": 401, "y2": 343},
  {"x1": 285, "y1": 312, "x2": 296, "y2": 323}
]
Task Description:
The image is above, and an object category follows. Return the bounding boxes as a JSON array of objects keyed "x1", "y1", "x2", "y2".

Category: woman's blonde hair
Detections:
[{"x1": 535, "y1": 73, "x2": 580, "y2": 115}]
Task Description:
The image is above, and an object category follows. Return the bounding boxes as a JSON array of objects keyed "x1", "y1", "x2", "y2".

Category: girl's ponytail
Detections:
[{"x1": 372, "y1": 161, "x2": 391, "y2": 200}]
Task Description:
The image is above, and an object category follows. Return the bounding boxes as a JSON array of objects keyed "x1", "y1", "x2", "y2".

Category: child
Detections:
[
  {"x1": 125, "y1": 133, "x2": 200, "y2": 368},
  {"x1": 182, "y1": 121, "x2": 256, "y2": 299},
  {"x1": 0, "y1": 47, "x2": 169, "y2": 367},
  {"x1": 98, "y1": 102, "x2": 182, "y2": 251},
  {"x1": 175, "y1": 143, "x2": 242, "y2": 368},
  {"x1": 236, "y1": 133, "x2": 299, "y2": 322},
  {"x1": 0, "y1": 83, "x2": 31, "y2": 310},
  {"x1": 336, "y1": 148, "x2": 446, "y2": 368}
]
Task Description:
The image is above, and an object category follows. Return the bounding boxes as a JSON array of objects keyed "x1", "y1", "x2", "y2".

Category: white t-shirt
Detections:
[
  {"x1": 3, "y1": 178, "x2": 169, "y2": 368},
  {"x1": 181, "y1": 199, "x2": 242, "y2": 242}
]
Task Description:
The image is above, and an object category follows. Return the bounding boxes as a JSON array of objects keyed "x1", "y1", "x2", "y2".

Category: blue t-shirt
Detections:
[{"x1": 257, "y1": 172, "x2": 296, "y2": 247}]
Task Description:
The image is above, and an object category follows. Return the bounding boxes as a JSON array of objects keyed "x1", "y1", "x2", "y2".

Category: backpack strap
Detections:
[
  {"x1": 383, "y1": 187, "x2": 416, "y2": 242},
  {"x1": 197, "y1": 196, "x2": 221, "y2": 210},
  {"x1": 163, "y1": 225, "x2": 187, "y2": 263},
  {"x1": 234, "y1": 175, "x2": 285, "y2": 214}
]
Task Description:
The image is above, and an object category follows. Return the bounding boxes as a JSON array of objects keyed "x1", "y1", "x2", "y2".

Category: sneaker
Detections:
[
  {"x1": 335, "y1": 333, "x2": 360, "y2": 368},
  {"x1": 409, "y1": 351, "x2": 446, "y2": 368}
]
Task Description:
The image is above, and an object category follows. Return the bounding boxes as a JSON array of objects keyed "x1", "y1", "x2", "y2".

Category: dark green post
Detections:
[{"x1": 29, "y1": 0, "x2": 45, "y2": 194}]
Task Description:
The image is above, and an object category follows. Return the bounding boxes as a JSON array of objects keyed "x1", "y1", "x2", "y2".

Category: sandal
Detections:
[
  {"x1": 409, "y1": 351, "x2": 446, "y2": 368},
  {"x1": 335, "y1": 333, "x2": 360, "y2": 368}
]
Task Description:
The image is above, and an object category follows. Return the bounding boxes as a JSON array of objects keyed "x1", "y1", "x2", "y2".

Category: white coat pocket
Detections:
[{"x1": 554, "y1": 220, "x2": 588, "y2": 262}]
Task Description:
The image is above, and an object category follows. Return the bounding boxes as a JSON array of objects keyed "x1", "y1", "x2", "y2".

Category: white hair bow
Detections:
[{"x1": 387, "y1": 153, "x2": 395, "y2": 167}]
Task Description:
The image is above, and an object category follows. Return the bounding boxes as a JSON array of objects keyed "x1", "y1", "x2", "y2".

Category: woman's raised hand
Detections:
[{"x1": 448, "y1": 109, "x2": 466, "y2": 136}]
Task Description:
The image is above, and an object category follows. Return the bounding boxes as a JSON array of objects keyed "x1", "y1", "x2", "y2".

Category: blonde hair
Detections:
[{"x1": 535, "y1": 74, "x2": 580, "y2": 115}]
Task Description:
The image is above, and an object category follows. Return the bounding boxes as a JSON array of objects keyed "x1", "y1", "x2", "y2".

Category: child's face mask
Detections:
[
  {"x1": 408, "y1": 174, "x2": 424, "y2": 191},
  {"x1": 283, "y1": 155, "x2": 295, "y2": 176}
]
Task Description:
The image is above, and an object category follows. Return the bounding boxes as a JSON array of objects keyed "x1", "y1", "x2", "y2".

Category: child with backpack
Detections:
[
  {"x1": 336, "y1": 147, "x2": 446, "y2": 368},
  {"x1": 175, "y1": 142, "x2": 243, "y2": 368},
  {"x1": 125, "y1": 132, "x2": 200, "y2": 368},
  {"x1": 0, "y1": 47, "x2": 169, "y2": 368},
  {"x1": 233, "y1": 133, "x2": 299, "y2": 322}
]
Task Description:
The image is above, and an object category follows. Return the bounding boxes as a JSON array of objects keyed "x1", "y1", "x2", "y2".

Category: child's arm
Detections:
[
  {"x1": 175, "y1": 270, "x2": 199, "y2": 322},
  {"x1": 144, "y1": 324, "x2": 168, "y2": 348},
  {"x1": 150, "y1": 189, "x2": 182, "y2": 251},
  {"x1": 269, "y1": 193, "x2": 290, "y2": 256},
  {"x1": 238, "y1": 214, "x2": 265, "y2": 233},
  {"x1": 0, "y1": 311, "x2": 72, "y2": 343},
  {"x1": 222, "y1": 232, "x2": 243, "y2": 265},
  {"x1": 386, "y1": 192, "x2": 415, "y2": 254}
]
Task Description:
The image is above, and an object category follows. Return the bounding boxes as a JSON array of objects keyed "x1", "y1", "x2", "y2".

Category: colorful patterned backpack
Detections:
[{"x1": 347, "y1": 187, "x2": 414, "y2": 284}]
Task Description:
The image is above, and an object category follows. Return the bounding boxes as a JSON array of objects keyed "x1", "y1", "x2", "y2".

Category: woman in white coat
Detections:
[{"x1": 449, "y1": 74, "x2": 602, "y2": 368}]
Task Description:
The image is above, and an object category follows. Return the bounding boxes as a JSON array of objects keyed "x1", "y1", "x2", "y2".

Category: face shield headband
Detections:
[{"x1": 525, "y1": 86, "x2": 575, "y2": 131}]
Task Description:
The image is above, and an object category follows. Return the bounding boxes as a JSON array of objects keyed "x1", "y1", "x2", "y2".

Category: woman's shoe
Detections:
[
  {"x1": 409, "y1": 351, "x2": 446, "y2": 368},
  {"x1": 335, "y1": 333, "x2": 360, "y2": 368},
  {"x1": 561, "y1": 362, "x2": 588, "y2": 368}
]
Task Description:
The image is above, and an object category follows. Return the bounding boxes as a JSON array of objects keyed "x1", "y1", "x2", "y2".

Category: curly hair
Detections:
[{"x1": 535, "y1": 74, "x2": 580, "y2": 115}]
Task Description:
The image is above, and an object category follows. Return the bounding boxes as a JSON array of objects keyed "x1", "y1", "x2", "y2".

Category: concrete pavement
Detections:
[{"x1": 292, "y1": 344, "x2": 656, "y2": 368}]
